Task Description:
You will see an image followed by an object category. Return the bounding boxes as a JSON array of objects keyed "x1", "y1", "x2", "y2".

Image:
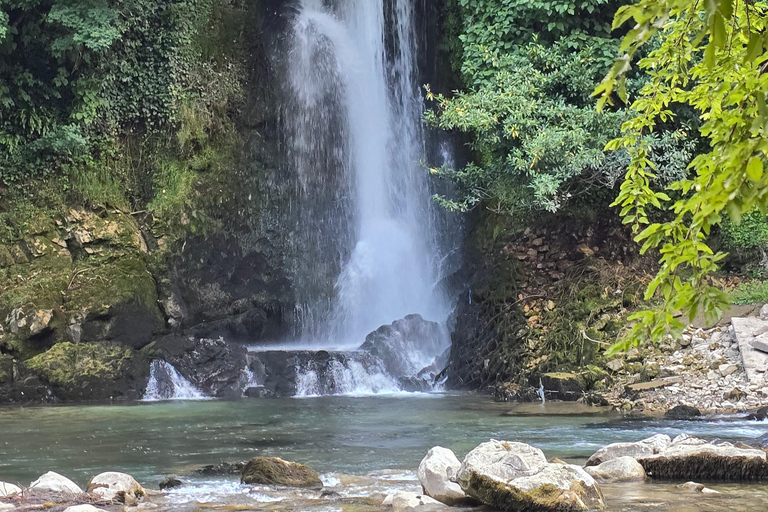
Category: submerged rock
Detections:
[
  {"x1": 87, "y1": 472, "x2": 144, "y2": 503},
  {"x1": 584, "y1": 456, "x2": 646, "y2": 483},
  {"x1": 194, "y1": 461, "x2": 246, "y2": 476},
  {"x1": 29, "y1": 472, "x2": 83, "y2": 494},
  {"x1": 638, "y1": 434, "x2": 768, "y2": 481},
  {"x1": 664, "y1": 405, "x2": 702, "y2": 420},
  {"x1": 456, "y1": 440, "x2": 605, "y2": 511},
  {"x1": 240, "y1": 457, "x2": 322, "y2": 488},
  {"x1": 158, "y1": 476, "x2": 182, "y2": 490},
  {"x1": 417, "y1": 446, "x2": 472, "y2": 506},
  {"x1": 586, "y1": 434, "x2": 671, "y2": 466},
  {"x1": 0, "y1": 482, "x2": 21, "y2": 497}
]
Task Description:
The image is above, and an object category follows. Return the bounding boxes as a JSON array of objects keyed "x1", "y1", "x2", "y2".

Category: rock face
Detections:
[
  {"x1": 456, "y1": 440, "x2": 605, "y2": 512},
  {"x1": 417, "y1": 447, "x2": 471, "y2": 506},
  {"x1": 586, "y1": 434, "x2": 671, "y2": 466},
  {"x1": 359, "y1": 314, "x2": 449, "y2": 379},
  {"x1": 240, "y1": 457, "x2": 322, "y2": 488},
  {"x1": 0, "y1": 482, "x2": 21, "y2": 497},
  {"x1": 583, "y1": 456, "x2": 646, "y2": 483},
  {"x1": 29, "y1": 472, "x2": 83, "y2": 494},
  {"x1": 86, "y1": 472, "x2": 144, "y2": 503},
  {"x1": 637, "y1": 434, "x2": 768, "y2": 481}
]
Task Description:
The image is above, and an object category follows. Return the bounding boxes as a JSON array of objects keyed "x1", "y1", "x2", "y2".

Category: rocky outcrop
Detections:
[
  {"x1": 638, "y1": 434, "x2": 768, "y2": 481},
  {"x1": 456, "y1": 440, "x2": 604, "y2": 511},
  {"x1": 417, "y1": 447, "x2": 472, "y2": 506},
  {"x1": 586, "y1": 434, "x2": 671, "y2": 466},
  {"x1": 29, "y1": 472, "x2": 83, "y2": 494},
  {"x1": 240, "y1": 457, "x2": 322, "y2": 488},
  {"x1": 583, "y1": 456, "x2": 646, "y2": 483},
  {"x1": 86, "y1": 472, "x2": 144, "y2": 503}
]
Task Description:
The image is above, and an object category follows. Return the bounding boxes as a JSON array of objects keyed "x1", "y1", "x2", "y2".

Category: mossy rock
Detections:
[
  {"x1": 25, "y1": 342, "x2": 150, "y2": 401},
  {"x1": 240, "y1": 457, "x2": 322, "y2": 488}
]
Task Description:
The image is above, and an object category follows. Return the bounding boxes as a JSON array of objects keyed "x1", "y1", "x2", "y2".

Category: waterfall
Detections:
[
  {"x1": 143, "y1": 360, "x2": 207, "y2": 401},
  {"x1": 287, "y1": 0, "x2": 453, "y2": 348}
]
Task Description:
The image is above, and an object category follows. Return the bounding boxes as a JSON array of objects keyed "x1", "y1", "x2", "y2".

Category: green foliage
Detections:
[
  {"x1": 729, "y1": 280, "x2": 768, "y2": 305},
  {"x1": 596, "y1": 0, "x2": 768, "y2": 354},
  {"x1": 721, "y1": 210, "x2": 768, "y2": 251}
]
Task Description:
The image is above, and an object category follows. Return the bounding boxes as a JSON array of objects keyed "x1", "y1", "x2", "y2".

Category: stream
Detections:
[{"x1": 1, "y1": 394, "x2": 767, "y2": 511}]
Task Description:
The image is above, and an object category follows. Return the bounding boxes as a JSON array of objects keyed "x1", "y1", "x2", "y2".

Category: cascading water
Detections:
[
  {"x1": 254, "y1": 0, "x2": 458, "y2": 395},
  {"x1": 143, "y1": 360, "x2": 207, "y2": 401}
]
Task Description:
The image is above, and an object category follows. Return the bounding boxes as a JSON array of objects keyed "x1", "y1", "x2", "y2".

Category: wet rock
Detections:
[
  {"x1": 583, "y1": 456, "x2": 646, "y2": 483},
  {"x1": 678, "y1": 481, "x2": 704, "y2": 492},
  {"x1": 243, "y1": 385, "x2": 272, "y2": 398},
  {"x1": 29, "y1": 471, "x2": 83, "y2": 494},
  {"x1": 638, "y1": 434, "x2": 768, "y2": 481},
  {"x1": 240, "y1": 457, "x2": 322, "y2": 488},
  {"x1": 194, "y1": 461, "x2": 246, "y2": 476},
  {"x1": 664, "y1": 405, "x2": 702, "y2": 420},
  {"x1": 456, "y1": 440, "x2": 605, "y2": 511},
  {"x1": 418, "y1": 447, "x2": 472, "y2": 506},
  {"x1": 158, "y1": 476, "x2": 182, "y2": 490},
  {"x1": 359, "y1": 314, "x2": 448, "y2": 379},
  {"x1": 87, "y1": 472, "x2": 144, "y2": 503},
  {"x1": 0, "y1": 482, "x2": 21, "y2": 497},
  {"x1": 535, "y1": 373, "x2": 585, "y2": 401},
  {"x1": 701, "y1": 487, "x2": 720, "y2": 494},
  {"x1": 586, "y1": 434, "x2": 671, "y2": 466},
  {"x1": 142, "y1": 336, "x2": 248, "y2": 398},
  {"x1": 746, "y1": 405, "x2": 768, "y2": 420}
]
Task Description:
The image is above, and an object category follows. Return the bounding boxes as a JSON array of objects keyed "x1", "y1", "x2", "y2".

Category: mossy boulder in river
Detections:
[
  {"x1": 26, "y1": 342, "x2": 150, "y2": 401},
  {"x1": 456, "y1": 440, "x2": 605, "y2": 512},
  {"x1": 240, "y1": 457, "x2": 322, "y2": 488}
]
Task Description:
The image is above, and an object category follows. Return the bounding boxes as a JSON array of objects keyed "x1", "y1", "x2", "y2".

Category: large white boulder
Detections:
[
  {"x1": 417, "y1": 446, "x2": 470, "y2": 505},
  {"x1": 456, "y1": 440, "x2": 604, "y2": 511},
  {"x1": 586, "y1": 434, "x2": 671, "y2": 466},
  {"x1": 29, "y1": 472, "x2": 83, "y2": 494},
  {"x1": 584, "y1": 456, "x2": 646, "y2": 483},
  {"x1": 0, "y1": 482, "x2": 21, "y2": 497},
  {"x1": 86, "y1": 472, "x2": 144, "y2": 503}
]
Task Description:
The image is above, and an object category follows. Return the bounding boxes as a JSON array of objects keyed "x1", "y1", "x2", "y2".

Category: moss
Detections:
[
  {"x1": 241, "y1": 457, "x2": 322, "y2": 488},
  {"x1": 25, "y1": 342, "x2": 149, "y2": 400}
]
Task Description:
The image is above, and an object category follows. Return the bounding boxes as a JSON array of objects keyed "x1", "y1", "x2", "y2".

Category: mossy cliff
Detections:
[
  {"x1": 0, "y1": 1, "x2": 288, "y2": 403},
  {"x1": 447, "y1": 206, "x2": 651, "y2": 397}
]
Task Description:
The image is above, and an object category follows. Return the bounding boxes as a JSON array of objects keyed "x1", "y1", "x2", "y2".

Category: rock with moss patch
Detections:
[
  {"x1": 456, "y1": 440, "x2": 605, "y2": 511},
  {"x1": 26, "y1": 342, "x2": 149, "y2": 401},
  {"x1": 240, "y1": 457, "x2": 322, "y2": 488}
]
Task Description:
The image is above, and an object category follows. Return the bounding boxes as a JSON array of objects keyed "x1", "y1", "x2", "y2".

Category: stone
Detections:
[
  {"x1": 718, "y1": 363, "x2": 739, "y2": 377},
  {"x1": 760, "y1": 304, "x2": 768, "y2": 321},
  {"x1": 0, "y1": 482, "x2": 21, "y2": 497},
  {"x1": 63, "y1": 506, "x2": 108, "y2": 512},
  {"x1": 638, "y1": 434, "x2": 768, "y2": 481},
  {"x1": 456, "y1": 440, "x2": 605, "y2": 511},
  {"x1": 536, "y1": 373, "x2": 585, "y2": 401},
  {"x1": 724, "y1": 387, "x2": 747, "y2": 401},
  {"x1": 87, "y1": 472, "x2": 144, "y2": 503},
  {"x1": 29, "y1": 471, "x2": 83, "y2": 494},
  {"x1": 731, "y1": 317, "x2": 768, "y2": 383},
  {"x1": 66, "y1": 324, "x2": 83, "y2": 343},
  {"x1": 664, "y1": 405, "x2": 702, "y2": 420},
  {"x1": 583, "y1": 456, "x2": 646, "y2": 483},
  {"x1": 386, "y1": 491, "x2": 444, "y2": 512},
  {"x1": 606, "y1": 359, "x2": 623, "y2": 372},
  {"x1": 678, "y1": 481, "x2": 704, "y2": 492},
  {"x1": 417, "y1": 447, "x2": 471, "y2": 506},
  {"x1": 586, "y1": 434, "x2": 671, "y2": 466},
  {"x1": 701, "y1": 487, "x2": 720, "y2": 494},
  {"x1": 240, "y1": 457, "x2": 322, "y2": 488},
  {"x1": 158, "y1": 476, "x2": 182, "y2": 490},
  {"x1": 746, "y1": 406, "x2": 768, "y2": 420},
  {"x1": 625, "y1": 377, "x2": 681, "y2": 392},
  {"x1": 750, "y1": 338, "x2": 768, "y2": 354}
]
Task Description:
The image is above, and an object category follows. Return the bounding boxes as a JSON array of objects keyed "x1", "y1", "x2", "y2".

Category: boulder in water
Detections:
[
  {"x1": 664, "y1": 405, "x2": 702, "y2": 420},
  {"x1": 29, "y1": 472, "x2": 83, "y2": 494},
  {"x1": 456, "y1": 440, "x2": 605, "y2": 512},
  {"x1": 87, "y1": 472, "x2": 144, "y2": 503},
  {"x1": 638, "y1": 434, "x2": 768, "y2": 481},
  {"x1": 359, "y1": 314, "x2": 448, "y2": 379},
  {"x1": 583, "y1": 456, "x2": 646, "y2": 483},
  {"x1": 417, "y1": 447, "x2": 473, "y2": 506},
  {"x1": 746, "y1": 405, "x2": 768, "y2": 420},
  {"x1": 158, "y1": 476, "x2": 182, "y2": 490},
  {"x1": 240, "y1": 457, "x2": 322, "y2": 488},
  {"x1": 0, "y1": 482, "x2": 21, "y2": 497},
  {"x1": 586, "y1": 434, "x2": 671, "y2": 466}
]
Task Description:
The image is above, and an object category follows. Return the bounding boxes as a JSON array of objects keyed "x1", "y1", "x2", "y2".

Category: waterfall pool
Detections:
[{"x1": 1, "y1": 394, "x2": 767, "y2": 510}]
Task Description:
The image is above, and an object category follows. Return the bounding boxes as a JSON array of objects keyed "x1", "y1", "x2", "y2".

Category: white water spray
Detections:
[{"x1": 143, "y1": 360, "x2": 206, "y2": 401}]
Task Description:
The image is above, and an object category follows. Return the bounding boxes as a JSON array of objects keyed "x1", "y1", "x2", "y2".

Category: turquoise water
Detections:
[{"x1": 1, "y1": 394, "x2": 767, "y2": 510}]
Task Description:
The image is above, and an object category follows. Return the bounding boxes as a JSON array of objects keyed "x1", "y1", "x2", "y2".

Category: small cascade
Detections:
[
  {"x1": 143, "y1": 360, "x2": 206, "y2": 401},
  {"x1": 294, "y1": 355, "x2": 400, "y2": 397}
]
